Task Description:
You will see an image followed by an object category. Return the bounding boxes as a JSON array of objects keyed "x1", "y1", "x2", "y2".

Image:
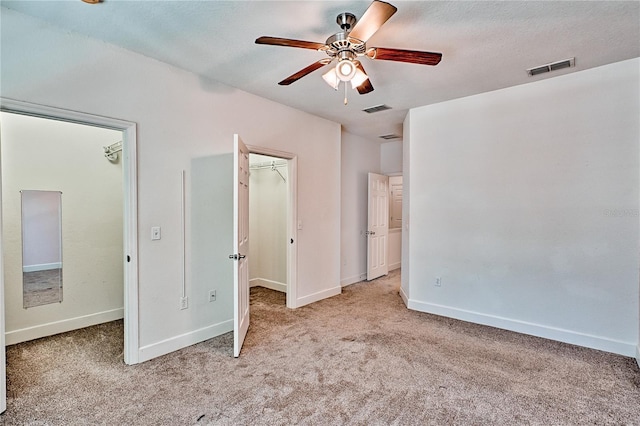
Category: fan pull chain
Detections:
[{"x1": 344, "y1": 81, "x2": 348, "y2": 105}]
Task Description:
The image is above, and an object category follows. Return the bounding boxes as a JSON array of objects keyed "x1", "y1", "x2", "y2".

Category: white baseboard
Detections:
[
  {"x1": 636, "y1": 344, "x2": 640, "y2": 369},
  {"x1": 250, "y1": 278, "x2": 286, "y2": 293},
  {"x1": 340, "y1": 273, "x2": 367, "y2": 287},
  {"x1": 389, "y1": 261, "x2": 401, "y2": 271},
  {"x1": 138, "y1": 319, "x2": 233, "y2": 363},
  {"x1": 407, "y1": 299, "x2": 636, "y2": 357},
  {"x1": 5, "y1": 308, "x2": 123, "y2": 345},
  {"x1": 296, "y1": 286, "x2": 341, "y2": 308},
  {"x1": 23, "y1": 262, "x2": 62, "y2": 273},
  {"x1": 399, "y1": 286, "x2": 409, "y2": 307}
]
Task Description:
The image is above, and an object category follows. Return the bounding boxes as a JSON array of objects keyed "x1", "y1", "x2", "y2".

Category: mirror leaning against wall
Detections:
[{"x1": 21, "y1": 190, "x2": 63, "y2": 308}]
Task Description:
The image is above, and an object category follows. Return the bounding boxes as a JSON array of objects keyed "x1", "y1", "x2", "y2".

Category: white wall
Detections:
[
  {"x1": 405, "y1": 58, "x2": 640, "y2": 356},
  {"x1": 1, "y1": 8, "x2": 341, "y2": 361},
  {"x1": 341, "y1": 131, "x2": 382, "y2": 286},
  {"x1": 249, "y1": 154, "x2": 288, "y2": 291},
  {"x1": 1, "y1": 113, "x2": 124, "y2": 344},
  {"x1": 380, "y1": 141, "x2": 403, "y2": 175},
  {"x1": 191, "y1": 154, "x2": 234, "y2": 336}
]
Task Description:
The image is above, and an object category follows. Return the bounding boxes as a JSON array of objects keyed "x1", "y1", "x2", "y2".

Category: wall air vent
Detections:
[
  {"x1": 379, "y1": 134, "x2": 401, "y2": 140},
  {"x1": 362, "y1": 104, "x2": 392, "y2": 114},
  {"x1": 527, "y1": 57, "x2": 575, "y2": 77}
]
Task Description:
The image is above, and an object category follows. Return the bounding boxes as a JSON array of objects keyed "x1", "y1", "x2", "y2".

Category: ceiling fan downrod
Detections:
[{"x1": 336, "y1": 13, "x2": 357, "y2": 32}]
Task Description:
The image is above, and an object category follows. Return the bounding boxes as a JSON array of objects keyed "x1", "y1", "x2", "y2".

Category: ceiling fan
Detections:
[{"x1": 255, "y1": 0, "x2": 442, "y2": 104}]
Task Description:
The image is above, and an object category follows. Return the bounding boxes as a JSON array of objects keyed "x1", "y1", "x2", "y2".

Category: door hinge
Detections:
[{"x1": 228, "y1": 253, "x2": 246, "y2": 260}]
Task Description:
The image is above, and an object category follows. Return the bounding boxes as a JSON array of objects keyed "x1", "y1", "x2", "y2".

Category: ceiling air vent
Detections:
[
  {"x1": 379, "y1": 134, "x2": 401, "y2": 140},
  {"x1": 527, "y1": 57, "x2": 575, "y2": 77},
  {"x1": 362, "y1": 104, "x2": 392, "y2": 114}
]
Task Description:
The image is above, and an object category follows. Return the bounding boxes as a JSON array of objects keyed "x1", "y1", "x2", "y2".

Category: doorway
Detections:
[
  {"x1": 0, "y1": 98, "x2": 139, "y2": 413},
  {"x1": 248, "y1": 153, "x2": 288, "y2": 304},
  {"x1": 1, "y1": 112, "x2": 124, "y2": 345},
  {"x1": 246, "y1": 145, "x2": 297, "y2": 309},
  {"x1": 388, "y1": 175, "x2": 403, "y2": 271}
]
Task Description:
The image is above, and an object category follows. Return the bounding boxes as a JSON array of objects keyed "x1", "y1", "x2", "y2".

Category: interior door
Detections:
[
  {"x1": 367, "y1": 173, "x2": 389, "y2": 280},
  {"x1": 232, "y1": 134, "x2": 250, "y2": 358}
]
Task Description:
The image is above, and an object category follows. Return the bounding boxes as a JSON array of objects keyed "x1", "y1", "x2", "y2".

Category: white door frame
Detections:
[
  {"x1": 0, "y1": 98, "x2": 139, "y2": 368},
  {"x1": 246, "y1": 144, "x2": 298, "y2": 309}
]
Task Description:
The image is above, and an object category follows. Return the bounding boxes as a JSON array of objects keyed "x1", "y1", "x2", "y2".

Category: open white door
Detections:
[
  {"x1": 367, "y1": 173, "x2": 389, "y2": 281},
  {"x1": 232, "y1": 135, "x2": 250, "y2": 358}
]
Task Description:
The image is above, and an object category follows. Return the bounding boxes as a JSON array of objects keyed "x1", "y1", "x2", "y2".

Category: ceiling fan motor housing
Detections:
[{"x1": 325, "y1": 32, "x2": 366, "y2": 59}]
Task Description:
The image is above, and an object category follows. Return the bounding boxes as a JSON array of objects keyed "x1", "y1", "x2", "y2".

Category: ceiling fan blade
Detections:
[
  {"x1": 355, "y1": 62, "x2": 374, "y2": 94},
  {"x1": 255, "y1": 36, "x2": 326, "y2": 51},
  {"x1": 279, "y1": 60, "x2": 330, "y2": 86},
  {"x1": 367, "y1": 47, "x2": 442, "y2": 66},
  {"x1": 348, "y1": 0, "x2": 397, "y2": 43}
]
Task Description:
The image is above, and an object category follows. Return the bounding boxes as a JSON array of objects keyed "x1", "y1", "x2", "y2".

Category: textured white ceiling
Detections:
[{"x1": 2, "y1": 0, "x2": 639, "y2": 140}]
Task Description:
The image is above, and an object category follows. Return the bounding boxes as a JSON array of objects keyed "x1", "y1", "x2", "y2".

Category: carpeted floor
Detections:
[{"x1": 2, "y1": 269, "x2": 639, "y2": 425}]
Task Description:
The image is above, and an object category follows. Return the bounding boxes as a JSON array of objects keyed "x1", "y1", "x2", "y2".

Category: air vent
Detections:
[
  {"x1": 527, "y1": 57, "x2": 575, "y2": 77},
  {"x1": 379, "y1": 134, "x2": 401, "y2": 140},
  {"x1": 362, "y1": 104, "x2": 392, "y2": 114}
]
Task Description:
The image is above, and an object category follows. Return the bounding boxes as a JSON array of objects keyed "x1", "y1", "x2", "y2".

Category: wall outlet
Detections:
[
  {"x1": 208, "y1": 290, "x2": 216, "y2": 302},
  {"x1": 435, "y1": 277, "x2": 442, "y2": 287},
  {"x1": 180, "y1": 296, "x2": 188, "y2": 310}
]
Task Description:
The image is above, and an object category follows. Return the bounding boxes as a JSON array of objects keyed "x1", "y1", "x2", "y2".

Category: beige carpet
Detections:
[{"x1": 3, "y1": 270, "x2": 639, "y2": 425}]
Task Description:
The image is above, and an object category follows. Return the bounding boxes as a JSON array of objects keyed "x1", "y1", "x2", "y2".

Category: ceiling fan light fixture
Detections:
[
  {"x1": 322, "y1": 67, "x2": 340, "y2": 90},
  {"x1": 336, "y1": 59, "x2": 357, "y2": 82},
  {"x1": 350, "y1": 67, "x2": 369, "y2": 89}
]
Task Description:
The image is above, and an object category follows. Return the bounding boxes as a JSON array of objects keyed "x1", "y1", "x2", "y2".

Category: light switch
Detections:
[{"x1": 151, "y1": 226, "x2": 161, "y2": 240}]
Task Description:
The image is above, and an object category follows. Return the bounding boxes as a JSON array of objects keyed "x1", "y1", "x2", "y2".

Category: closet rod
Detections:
[
  {"x1": 249, "y1": 162, "x2": 287, "y2": 170},
  {"x1": 250, "y1": 160, "x2": 286, "y2": 182}
]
